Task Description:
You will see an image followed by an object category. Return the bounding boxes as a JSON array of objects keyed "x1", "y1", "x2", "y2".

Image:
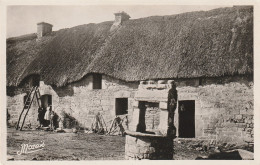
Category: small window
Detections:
[
  {"x1": 115, "y1": 98, "x2": 128, "y2": 115},
  {"x1": 93, "y1": 74, "x2": 102, "y2": 89}
]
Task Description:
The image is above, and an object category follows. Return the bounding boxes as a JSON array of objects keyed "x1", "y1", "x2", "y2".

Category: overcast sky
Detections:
[{"x1": 7, "y1": 5, "x2": 230, "y2": 38}]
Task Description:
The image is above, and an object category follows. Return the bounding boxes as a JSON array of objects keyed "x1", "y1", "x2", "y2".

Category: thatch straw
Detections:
[{"x1": 7, "y1": 6, "x2": 253, "y2": 87}]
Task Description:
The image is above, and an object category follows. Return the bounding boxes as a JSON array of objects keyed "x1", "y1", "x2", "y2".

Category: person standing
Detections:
[
  {"x1": 167, "y1": 81, "x2": 178, "y2": 137},
  {"x1": 38, "y1": 107, "x2": 45, "y2": 127},
  {"x1": 44, "y1": 105, "x2": 51, "y2": 127},
  {"x1": 50, "y1": 108, "x2": 55, "y2": 130}
]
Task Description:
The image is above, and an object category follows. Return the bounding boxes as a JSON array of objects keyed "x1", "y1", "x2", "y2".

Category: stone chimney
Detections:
[
  {"x1": 110, "y1": 11, "x2": 130, "y2": 31},
  {"x1": 37, "y1": 22, "x2": 53, "y2": 39},
  {"x1": 114, "y1": 11, "x2": 130, "y2": 25}
]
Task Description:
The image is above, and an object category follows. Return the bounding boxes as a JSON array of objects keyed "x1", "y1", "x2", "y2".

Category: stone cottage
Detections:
[{"x1": 7, "y1": 6, "x2": 253, "y2": 145}]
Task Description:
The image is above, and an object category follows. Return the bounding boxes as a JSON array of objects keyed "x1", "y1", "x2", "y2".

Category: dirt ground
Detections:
[
  {"x1": 7, "y1": 128, "x2": 125, "y2": 160},
  {"x1": 6, "y1": 128, "x2": 252, "y2": 160}
]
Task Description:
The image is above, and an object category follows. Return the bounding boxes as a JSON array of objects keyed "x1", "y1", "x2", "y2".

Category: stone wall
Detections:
[
  {"x1": 7, "y1": 74, "x2": 138, "y2": 129},
  {"x1": 126, "y1": 75, "x2": 253, "y2": 144},
  {"x1": 7, "y1": 75, "x2": 41, "y2": 127},
  {"x1": 7, "y1": 74, "x2": 253, "y2": 145},
  {"x1": 175, "y1": 76, "x2": 253, "y2": 144},
  {"x1": 145, "y1": 102, "x2": 160, "y2": 132},
  {"x1": 125, "y1": 134, "x2": 173, "y2": 160}
]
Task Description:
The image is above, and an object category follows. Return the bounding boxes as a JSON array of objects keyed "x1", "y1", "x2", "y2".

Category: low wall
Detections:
[
  {"x1": 175, "y1": 76, "x2": 253, "y2": 144},
  {"x1": 125, "y1": 132, "x2": 173, "y2": 160}
]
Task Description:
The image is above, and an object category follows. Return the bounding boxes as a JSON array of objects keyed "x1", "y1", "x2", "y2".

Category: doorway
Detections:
[
  {"x1": 40, "y1": 94, "x2": 52, "y2": 126},
  {"x1": 41, "y1": 94, "x2": 52, "y2": 109},
  {"x1": 178, "y1": 100, "x2": 195, "y2": 138}
]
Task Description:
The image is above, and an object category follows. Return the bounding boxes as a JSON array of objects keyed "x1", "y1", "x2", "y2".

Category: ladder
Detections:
[{"x1": 16, "y1": 86, "x2": 42, "y2": 130}]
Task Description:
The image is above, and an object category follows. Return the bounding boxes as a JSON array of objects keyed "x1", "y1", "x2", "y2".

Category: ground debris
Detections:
[
  {"x1": 196, "y1": 149, "x2": 253, "y2": 160},
  {"x1": 7, "y1": 155, "x2": 14, "y2": 161}
]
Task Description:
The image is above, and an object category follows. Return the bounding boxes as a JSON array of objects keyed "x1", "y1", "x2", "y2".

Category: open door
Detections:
[
  {"x1": 40, "y1": 94, "x2": 52, "y2": 126},
  {"x1": 178, "y1": 100, "x2": 195, "y2": 138}
]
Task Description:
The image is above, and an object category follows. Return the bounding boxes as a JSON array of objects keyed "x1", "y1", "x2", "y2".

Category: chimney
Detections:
[
  {"x1": 114, "y1": 11, "x2": 130, "y2": 24},
  {"x1": 37, "y1": 22, "x2": 53, "y2": 39},
  {"x1": 113, "y1": 11, "x2": 130, "y2": 26}
]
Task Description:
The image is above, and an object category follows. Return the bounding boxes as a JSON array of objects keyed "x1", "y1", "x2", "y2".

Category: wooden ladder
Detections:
[{"x1": 16, "y1": 86, "x2": 42, "y2": 130}]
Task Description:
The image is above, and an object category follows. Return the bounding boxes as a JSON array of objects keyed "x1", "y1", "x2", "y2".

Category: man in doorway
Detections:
[{"x1": 38, "y1": 107, "x2": 45, "y2": 127}]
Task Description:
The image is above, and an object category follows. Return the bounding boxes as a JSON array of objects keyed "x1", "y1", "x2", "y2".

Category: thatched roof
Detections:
[{"x1": 7, "y1": 6, "x2": 253, "y2": 87}]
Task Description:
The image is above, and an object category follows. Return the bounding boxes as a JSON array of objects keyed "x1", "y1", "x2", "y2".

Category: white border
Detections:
[{"x1": 1, "y1": 0, "x2": 260, "y2": 165}]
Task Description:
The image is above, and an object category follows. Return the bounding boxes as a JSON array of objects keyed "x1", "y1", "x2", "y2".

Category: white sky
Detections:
[{"x1": 7, "y1": 5, "x2": 230, "y2": 38}]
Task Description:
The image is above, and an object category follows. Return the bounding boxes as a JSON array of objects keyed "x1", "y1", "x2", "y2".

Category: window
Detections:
[
  {"x1": 93, "y1": 74, "x2": 102, "y2": 89},
  {"x1": 178, "y1": 100, "x2": 195, "y2": 138},
  {"x1": 115, "y1": 98, "x2": 128, "y2": 115}
]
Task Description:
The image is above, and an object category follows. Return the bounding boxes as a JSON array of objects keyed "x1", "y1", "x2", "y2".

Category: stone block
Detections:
[
  {"x1": 240, "y1": 109, "x2": 248, "y2": 115},
  {"x1": 129, "y1": 108, "x2": 140, "y2": 131},
  {"x1": 126, "y1": 151, "x2": 135, "y2": 158},
  {"x1": 128, "y1": 145, "x2": 140, "y2": 153},
  {"x1": 159, "y1": 102, "x2": 167, "y2": 109},
  {"x1": 229, "y1": 109, "x2": 240, "y2": 115},
  {"x1": 132, "y1": 101, "x2": 139, "y2": 107},
  {"x1": 246, "y1": 109, "x2": 254, "y2": 115},
  {"x1": 247, "y1": 119, "x2": 252, "y2": 124},
  {"x1": 143, "y1": 153, "x2": 150, "y2": 159},
  {"x1": 137, "y1": 138, "x2": 151, "y2": 147},
  {"x1": 101, "y1": 100, "x2": 111, "y2": 106},
  {"x1": 149, "y1": 147, "x2": 155, "y2": 154},
  {"x1": 92, "y1": 99, "x2": 101, "y2": 106},
  {"x1": 158, "y1": 110, "x2": 169, "y2": 135},
  {"x1": 236, "y1": 123, "x2": 247, "y2": 128},
  {"x1": 139, "y1": 146, "x2": 150, "y2": 154},
  {"x1": 126, "y1": 136, "x2": 137, "y2": 145},
  {"x1": 236, "y1": 115, "x2": 243, "y2": 120},
  {"x1": 225, "y1": 122, "x2": 237, "y2": 127},
  {"x1": 157, "y1": 84, "x2": 167, "y2": 89},
  {"x1": 137, "y1": 153, "x2": 144, "y2": 159},
  {"x1": 101, "y1": 105, "x2": 111, "y2": 111},
  {"x1": 158, "y1": 80, "x2": 167, "y2": 84}
]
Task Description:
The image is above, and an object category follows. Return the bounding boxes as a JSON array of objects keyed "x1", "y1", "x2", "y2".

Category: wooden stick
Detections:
[
  {"x1": 106, "y1": 118, "x2": 116, "y2": 135},
  {"x1": 100, "y1": 115, "x2": 107, "y2": 132}
]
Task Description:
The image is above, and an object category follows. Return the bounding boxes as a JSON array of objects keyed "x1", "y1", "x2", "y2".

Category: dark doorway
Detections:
[
  {"x1": 178, "y1": 100, "x2": 195, "y2": 138},
  {"x1": 40, "y1": 95, "x2": 52, "y2": 127},
  {"x1": 115, "y1": 98, "x2": 128, "y2": 115},
  {"x1": 41, "y1": 94, "x2": 52, "y2": 108}
]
